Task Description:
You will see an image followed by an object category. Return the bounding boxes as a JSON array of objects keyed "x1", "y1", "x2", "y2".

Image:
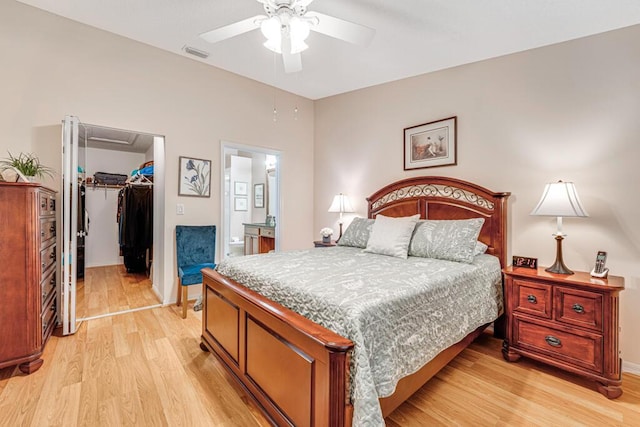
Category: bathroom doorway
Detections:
[{"x1": 220, "y1": 142, "x2": 281, "y2": 260}]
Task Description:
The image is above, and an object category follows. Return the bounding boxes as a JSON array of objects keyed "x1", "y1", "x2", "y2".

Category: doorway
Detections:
[
  {"x1": 60, "y1": 117, "x2": 166, "y2": 334},
  {"x1": 221, "y1": 142, "x2": 281, "y2": 260}
]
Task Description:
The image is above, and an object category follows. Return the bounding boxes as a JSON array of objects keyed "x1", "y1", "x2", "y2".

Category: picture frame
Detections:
[
  {"x1": 254, "y1": 183, "x2": 265, "y2": 208},
  {"x1": 513, "y1": 255, "x2": 538, "y2": 269},
  {"x1": 403, "y1": 116, "x2": 457, "y2": 170},
  {"x1": 234, "y1": 197, "x2": 248, "y2": 211},
  {"x1": 178, "y1": 156, "x2": 211, "y2": 197},
  {"x1": 234, "y1": 181, "x2": 248, "y2": 196}
]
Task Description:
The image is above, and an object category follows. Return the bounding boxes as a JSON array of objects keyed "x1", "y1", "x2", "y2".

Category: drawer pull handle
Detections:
[
  {"x1": 527, "y1": 295, "x2": 537, "y2": 304},
  {"x1": 545, "y1": 335, "x2": 562, "y2": 347},
  {"x1": 572, "y1": 303, "x2": 584, "y2": 314}
]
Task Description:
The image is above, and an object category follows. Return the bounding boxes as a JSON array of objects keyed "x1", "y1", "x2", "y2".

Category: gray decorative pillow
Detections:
[
  {"x1": 474, "y1": 241, "x2": 489, "y2": 256},
  {"x1": 364, "y1": 214, "x2": 420, "y2": 259},
  {"x1": 408, "y1": 218, "x2": 485, "y2": 263},
  {"x1": 337, "y1": 217, "x2": 374, "y2": 248}
]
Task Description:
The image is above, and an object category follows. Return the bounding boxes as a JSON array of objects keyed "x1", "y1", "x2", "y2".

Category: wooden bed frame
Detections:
[{"x1": 200, "y1": 176, "x2": 510, "y2": 426}]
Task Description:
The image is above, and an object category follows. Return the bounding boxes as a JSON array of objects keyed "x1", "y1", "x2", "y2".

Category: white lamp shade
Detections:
[
  {"x1": 328, "y1": 193, "x2": 355, "y2": 213},
  {"x1": 530, "y1": 181, "x2": 588, "y2": 217}
]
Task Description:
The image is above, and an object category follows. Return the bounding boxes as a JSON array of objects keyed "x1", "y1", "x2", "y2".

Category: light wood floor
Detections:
[
  {"x1": 1, "y1": 305, "x2": 638, "y2": 426},
  {"x1": 77, "y1": 265, "x2": 160, "y2": 319}
]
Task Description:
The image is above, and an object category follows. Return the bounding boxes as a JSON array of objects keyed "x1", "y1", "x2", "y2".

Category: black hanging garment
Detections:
[{"x1": 119, "y1": 185, "x2": 153, "y2": 273}]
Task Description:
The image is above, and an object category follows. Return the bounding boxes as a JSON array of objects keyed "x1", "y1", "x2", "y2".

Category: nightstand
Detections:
[
  {"x1": 314, "y1": 240, "x2": 337, "y2": 247},
  {"x1": 502, "y1": 266, "x2": 625, "y2": 398}
]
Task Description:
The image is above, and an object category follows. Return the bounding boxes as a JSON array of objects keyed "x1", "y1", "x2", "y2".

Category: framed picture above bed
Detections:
[{"x1": 403, "y1": 116, "x2": 457, "y2": 170}]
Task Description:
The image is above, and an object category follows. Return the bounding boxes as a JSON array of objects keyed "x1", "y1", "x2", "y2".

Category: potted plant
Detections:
[
  {"x1": 320, "y1": 227, "x2": 334, "y2": 244},
  {"x1": 0, "y1": 151, "x2": 55, "y2": 182}
]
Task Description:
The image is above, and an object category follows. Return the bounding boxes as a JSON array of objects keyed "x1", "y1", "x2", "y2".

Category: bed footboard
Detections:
[{"x1": 200, "y1": 268, "x2": 355, "y2": 427}]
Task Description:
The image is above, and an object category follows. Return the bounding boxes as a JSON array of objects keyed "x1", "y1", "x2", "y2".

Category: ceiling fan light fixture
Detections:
[
  {"x1": 289, "y1": 16, "x2": 310, "y2": 54},
  {"x1": 289, "y1": 16, "x2": 310, "y2": 41},
  {"x1": 290, "y1": 39, "x2": 308, "y2": 54},
  {"x1": 261, "y1": 16, "x2": 281, "y2": 40},
  {"x1": 263, "y1": 39, "x2": 282, "y2": 53}
]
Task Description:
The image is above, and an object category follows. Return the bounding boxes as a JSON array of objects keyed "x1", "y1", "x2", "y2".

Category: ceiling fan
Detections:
[{"x1": 199, "y1": 0, "x2": 375, "y2": 73}]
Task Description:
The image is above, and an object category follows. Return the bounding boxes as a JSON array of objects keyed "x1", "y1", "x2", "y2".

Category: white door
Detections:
[{"x1": 59, "y1": 115, "x2": 80, "y2": 335}]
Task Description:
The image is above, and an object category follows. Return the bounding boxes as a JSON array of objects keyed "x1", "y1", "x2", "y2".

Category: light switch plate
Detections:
[{"x1": 176, "y1": 204, "x2": 185, "y2": 215}]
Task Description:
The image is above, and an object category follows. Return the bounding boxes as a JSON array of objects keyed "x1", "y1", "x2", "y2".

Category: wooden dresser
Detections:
[
  {"x1": 243, "y1": 223, "x2": 275, "y2": 255},
  {"x1": 502, "y1": 266, "x2": 625, "y2": 398},
  {"x1": 0, "y1": 182, "x2": 58, "y2": 374}
]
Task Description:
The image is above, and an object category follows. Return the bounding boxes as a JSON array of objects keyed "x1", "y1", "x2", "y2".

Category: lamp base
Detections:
[
  {"x1": 545, "y1": 234, "x2": 574, "y2": 275},
  {"x1": 545, "y1": 260, "x2": 574, "y2": 275}
]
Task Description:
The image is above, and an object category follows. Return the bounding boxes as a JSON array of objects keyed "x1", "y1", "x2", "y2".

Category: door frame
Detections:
[
  {"x1": 59, "y1": 117, "x2": 166, "y2": 333},
  {"x1": 220, "y1": 141, "x2": 282, "y2": 260}
]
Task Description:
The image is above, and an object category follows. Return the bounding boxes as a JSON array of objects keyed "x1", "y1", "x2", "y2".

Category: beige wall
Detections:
[
  {"x1": 314, "y1": 25, "x2": 640, "y2": 367},
  {"x1": 3, "y1": 1, "x2": 639, "y2": 368},
  {"x1": 0, "y1": 2, "x2": 314, "y2": 304}
]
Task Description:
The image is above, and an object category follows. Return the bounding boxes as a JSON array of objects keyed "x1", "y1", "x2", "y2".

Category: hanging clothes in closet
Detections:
[{"x1": 118, "y1": 184, "x2": 153, "y2": 273}]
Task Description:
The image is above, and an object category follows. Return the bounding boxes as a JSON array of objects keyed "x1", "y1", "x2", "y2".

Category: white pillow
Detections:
[{"x1": 364, "y1": 214, "x2": 420, "y2": 259}]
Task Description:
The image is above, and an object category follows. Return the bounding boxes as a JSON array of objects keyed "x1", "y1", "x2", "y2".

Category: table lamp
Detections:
[
  {"x1": 328, "y1": 193, "x2": 354, "y2": 239},
  {"x1": 530, "y1": 181, "x2": 588, "y2": 275}
]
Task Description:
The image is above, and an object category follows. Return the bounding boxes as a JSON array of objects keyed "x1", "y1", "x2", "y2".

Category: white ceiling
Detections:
[{"x1": 16, "y1": 0, "x2": 640, "y2": 100}]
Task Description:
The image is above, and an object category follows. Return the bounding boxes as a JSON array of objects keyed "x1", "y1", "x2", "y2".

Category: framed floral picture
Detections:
[
  {"x1": 179, "y1": 156, "x2": 211, "y2": 197},
  {"x1": 404, "y1": 116, "x2": 457, "y2": 170}
]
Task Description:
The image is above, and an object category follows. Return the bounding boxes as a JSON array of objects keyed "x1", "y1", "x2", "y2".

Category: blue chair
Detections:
[{"x1": 176, "y1": 225, "x2": 216, "y2": 318}]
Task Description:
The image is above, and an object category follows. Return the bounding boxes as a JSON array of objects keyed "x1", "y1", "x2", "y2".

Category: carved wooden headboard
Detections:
[{"x1": 367, "y1": 176, "x2": 510, "y2": 267}]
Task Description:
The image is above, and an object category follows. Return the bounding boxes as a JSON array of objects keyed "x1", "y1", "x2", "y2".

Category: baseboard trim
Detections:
[{"x1": 622, "y1": 360, "x2": 640, "y2": 375}]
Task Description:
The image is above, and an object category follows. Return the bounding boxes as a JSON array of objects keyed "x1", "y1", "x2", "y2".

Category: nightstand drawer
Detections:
[
  {"x1": 514, "y1": 317, "x2": 602, "y2": 373},
  {"x1": 513, "y1": 279, "x2": 552, "y2": 319},
  {"x1": 555, "y1": 287, "x2": 603, "y2": 332}
]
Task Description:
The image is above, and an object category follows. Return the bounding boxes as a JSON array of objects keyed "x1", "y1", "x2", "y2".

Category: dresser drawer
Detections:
[
  {"x1": 260, "y1": 227, "x2": 275, "y2": 238},
  {"x1": 39, "y1": 192, "x2": 56, "y2": 216},
  {"x1": 40, "y1": 244, "x2": 56, "y2": 275},
  {"x1": 245, "y1": 226, "x2": 259, "y2": 236},
  {"x1": 39, "y1": 218, "x2": 56, "y2": 248},
  {"x1": 41, "y1": 269, "x2": 57, "y2": 309},
  {"x1": 555, "y1": 287, "x2": 602, "y2": 332},
  {"x1": 514, "y1": 317, "x2": 603, "y2": 373},
  {"x1": 41, "y1": 297, "x2": 57, "y2": 341},
  {"x1": 513, "y1": 279, "x2": 552, "y2": 319}
]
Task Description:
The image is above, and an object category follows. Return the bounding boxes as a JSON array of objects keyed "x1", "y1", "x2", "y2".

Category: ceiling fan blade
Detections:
[
  {"x1": 282, "y1": 52, "x2": 302, "y2": 73},
  {"x1": 306, "y1": 11, "x2": 375, "y2": 47},
  {"x1": 280, "y1": 35, "x2": 302, "y2": 73},
  {"x1": 199, "y1": 15, "x2": 265, "y2": 44}
]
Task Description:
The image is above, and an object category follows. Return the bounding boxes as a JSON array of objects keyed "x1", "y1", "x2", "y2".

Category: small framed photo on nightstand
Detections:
[{"x1": 513, "y1": 256, "x2": 537, "y2": 269}]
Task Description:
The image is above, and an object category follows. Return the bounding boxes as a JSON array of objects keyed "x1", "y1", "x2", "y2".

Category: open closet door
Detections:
[{"x1": 60, "y1": 115, "x2": 80, "y2": 335}]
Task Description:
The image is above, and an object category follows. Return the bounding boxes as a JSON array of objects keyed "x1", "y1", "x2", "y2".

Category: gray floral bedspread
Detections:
[{"x1": 216, "y1": 247, "x2": 503, "y2": 426}]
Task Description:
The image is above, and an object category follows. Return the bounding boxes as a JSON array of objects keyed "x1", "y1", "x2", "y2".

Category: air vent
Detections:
[{"x1": 183, "y1": 45, "x2": 209, "y2": 59}]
